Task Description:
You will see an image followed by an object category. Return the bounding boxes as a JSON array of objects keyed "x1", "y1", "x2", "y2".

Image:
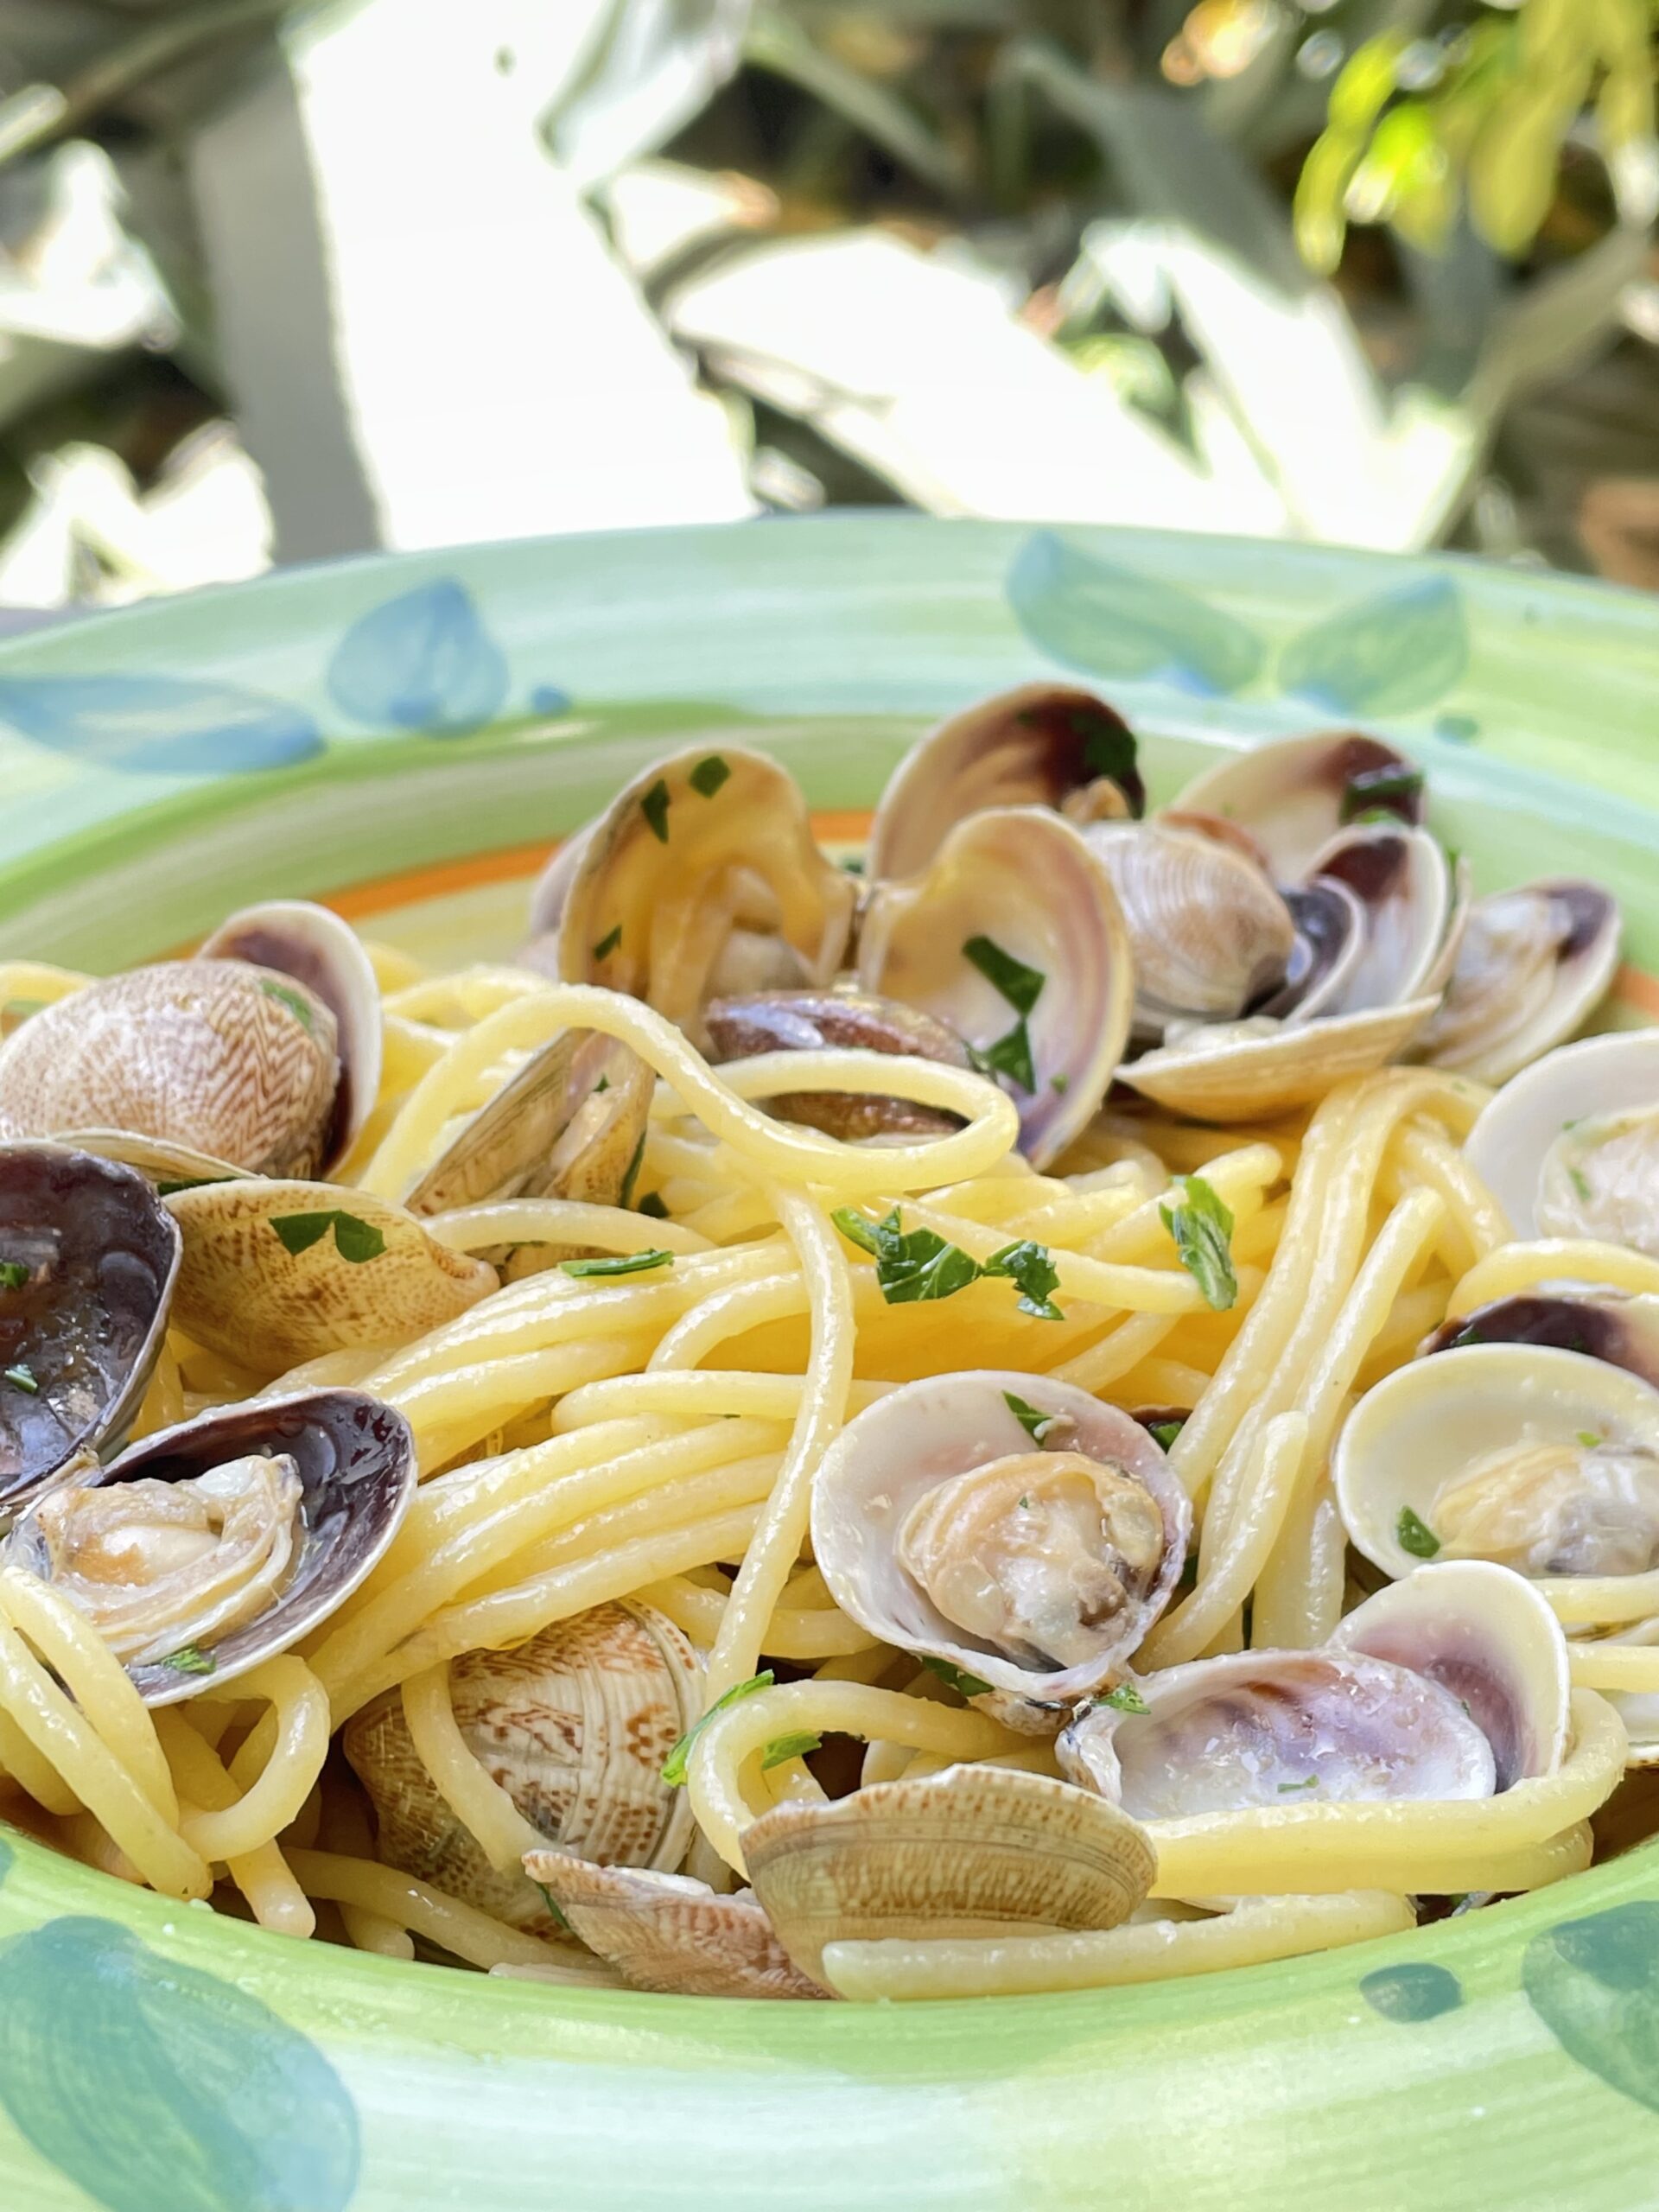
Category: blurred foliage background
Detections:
[{"x1": 0, "y1": 0, "x2": 1654, "y2": 611}]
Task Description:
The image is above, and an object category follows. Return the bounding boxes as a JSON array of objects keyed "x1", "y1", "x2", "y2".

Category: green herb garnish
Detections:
[
  {"x1": 1051, "y1": 1073, "x2": 1070, "y2": 1094},
  {"x1": 560, "y1": 1249, "x2": 673, "y2": 1278},
  {"x1": 637, "y1": 1192, "x2": 670, "y2": 1220},
  {"x1": 1568, "y1": 1166, "x2": 1592, "y2": 1202},
  {"x1": 967, "y1": 1019, "x2": 1036, "y2": 1092},
  {"x1": 1081, "y1": 719, "x2": 1138, "y2": 791},
  {"x1": 619, "y1": 1130, "x2": 647, "y2": 1211},
  {"x1": 963, "y1": 935, "x2": 1046, "y2": 1016},
  {"x1": 983, "y1": 1239, "x2": 1063, "y2": 1320},
  {"x1": 640, "y1": 778, "x2": 671, "y2": 842},
  {"x1": 270, "y1": 1210, "x2": 387, "y2": 1264},
  {"x1": 594, "y1": 1074, "x2": 611, "y2": 1094},
  {"x1": 1148, "y1": 1418, "x2": 1186, "y2": 1452},
  {"x1": 1096, "y1": 1681, "x2": 1149, "y2": 1715},
  {"x1": 1159, "y1": 1174, "x2": 1236, "y2": 1312},
  {"x1": 830, "y1": 1206, "x2": 981, "y2": 1306},
  {"x1": 1338, "y1": 763, "x2": 1424, "y2": 824},
  {"x1": 662, "y1": 1672, "x2": 774, "y2": 1785},
  {"x1": 1396, "y1": 1505, "x2": 1440, "y2": 1559},
  {"x1": 841, "y1": 855, "x2": 864, "y2": 875},
  {"x1": 689, "y1": 754, "x2": 730, "y2": 798},
  {"x1": 532, "y1": 1881, "x2": 571, "y2": 1933},
  {"x1": 1277, "y1": 1775, "x2": 1319, "y2": 1793},
  {"x1": 1003, "y1": 1389, "x2": 1060, "y2": 1444},
  {"x1": 1576, "y1": 1431, "x2": 1602, "y2": 1448},
  {"x1": 158, "y1": 1644, "x2": 215, "y2": 1676},
  {"x1": 760, "y1": 1731, "x2": 822, "y2": 1771},
  {"x1": 921, "y1": 1656, "x2": 993, "y2": 1698},
  {"x1": 593, "y1": 924, "x2": 621, "y2": 961},
  {"x1": 3, "y1": 1363, "x2": 36, "y2": 1394},
  {"x1": 258, "y1": 977, "x2": 315, "y2": 1034},
  {"x1": 156, "y1": 1177, "x2": 219, "y2": 1197},
  {"x1": 0, "y1": 1262, "x2": 29, "y2": 1290}
]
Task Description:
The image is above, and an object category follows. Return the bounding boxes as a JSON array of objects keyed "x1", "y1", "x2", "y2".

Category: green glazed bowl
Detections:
[{"x1": 1, "y1": 517, "x2": 1659, "y2": 2212}]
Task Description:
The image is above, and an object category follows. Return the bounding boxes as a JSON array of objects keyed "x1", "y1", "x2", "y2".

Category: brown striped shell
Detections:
[
  {"x1": 344, "y1": 1600, "x2": 703, "y2": 1936},
  {"x1": 524, "y1": 1856, "x2": 825, "y2": 1999}
]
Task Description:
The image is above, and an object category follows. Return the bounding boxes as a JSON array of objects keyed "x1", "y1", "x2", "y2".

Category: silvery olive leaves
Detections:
[{"x1": 1008, "y1": 530, "x2": 1471, "y2": 721}]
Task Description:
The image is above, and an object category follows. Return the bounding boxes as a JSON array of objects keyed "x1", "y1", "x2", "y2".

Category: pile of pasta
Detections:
[{"x1": 0, "y1": 949, "x2": 1637, "y2": 2000}]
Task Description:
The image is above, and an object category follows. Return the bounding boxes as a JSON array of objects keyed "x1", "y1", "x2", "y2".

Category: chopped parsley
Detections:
[
  {"x1": 619, "y1": 1130, "x2": 647, "y2": 1211},
  {"x1": 1147, "y1": 1418, "x2": 1186, "y2": 1452},
  {"x1": 662, "y1": 1672, "x2": 774, "y2": 1785},
  {"x1": 1576, "y1": 1430, "x2": 1602, "y2": 1449},
  {"x1": 636, "y1": 1192, "x2": 670, "y2": 1220},
  {"x1": 258, "y1": 977, "x2": 315, "y2": 1034},
  {"x1": 921, "y1": 1656, "x2": 993, "y2": 1698},
  {"x1": 1277, "y1": 1775, "x2": 1319, "y2": 1793},
  {"x1": 1159, "y1": 1174, "x2": 1237, "y2": 1312},
  {"x1": 270, "y1": 1210, "x2": 387, "y2": 1264},
  {"x1": 983, "y1": 1239, "x2": 1063, "y2": 1320},
  {"x1": 1080, "y1": 718, "x2": 1139, "y2": 792},
  {"x1": 1096, "y1": 1681, "x2": 1149, "y2": 1715},
  {"x1": 0, "y1": 1262, "x2": 29, "y2": 1290},
  {"x1": 760, "y1": 1731, "x2": 822, "y2": 1771},
  {"x1": 831, "y1": 1206, "x2": 982, "y2": 1305},
  {"x1": 1004, "y1": 1389, "x2": 1061, "y2": 1444},
  {"x1": 1338, "y1": 762, "x2": 1424, "y2": 824},
  {"x1": 689, "y1": 754, "x2": 731, "y2": 798},
  {"x1": 158, "y1": 1645, "x2": 216, "y2": 1677},
  {"x1": 963, "y1": 935, "x2": 1046, "y2": 1016},
  {"x1": 640, "y1": 778, "x2": 671, "y2": 842},
  {"x1": 1396, "y1": 1505, "x2": 1440, "y2": 1559},
  {"x1": 594, "y1": 1074, "x2": 610, "y2": 1094},
  {"x1": 967, "y1": 1019, "x2": 1036, "y2": 1093},
  {"x1": 560, "y1": 1249, "x2": 672, "y2": 1278},
  {"x1": 1051, "y1": 1073, "x2": 1070, "y2": 1095},
  {"x1": 3, "y1": 1363, "x2": 36, "y2": 1394},
  {"x1": 532, "y1": 1881, "x2": 571, "y2": 1932},
  {"x1": 593, "y1": 925, "x2": 621, "y2": 961},
  {"x1": 841, "y1": 855, "x2": 864, "y2": 875},
  {"x1": 1567, "y1": 1166, "x2": 1592, "y2": 1202}
]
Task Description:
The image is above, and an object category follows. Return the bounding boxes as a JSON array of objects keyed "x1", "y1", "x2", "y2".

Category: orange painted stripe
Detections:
[{"x1": 1617, "y1": 963, "x2": 1659, "y2": 1019}]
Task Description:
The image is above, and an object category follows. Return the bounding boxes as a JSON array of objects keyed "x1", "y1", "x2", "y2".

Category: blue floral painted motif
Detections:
[
  {"x1": 327, "y1": 576, "x2": 509, "y2": 734},
  {"x1": 0, "y1": 675, "x2": 321, "y2": 775},
  {"x1": 1279, "y1": 575, "x2": 1468, "y2": 717},
  {"x1": 1359, "y1": 1962, "x2": 1463, "y2": 2022},
  {"x1": 1007, "y1": 531, "x2": 1263, "y2": 697},
  {"x1": 0, "y1": 1916, "x2": 359, "y2": 2212},
  {"x1": 530, "y1": 683, "x2": 573, "y2": 715},
  {"x1": 1523, "y1": 1902, "x2": 1659, "y2": 2113}
]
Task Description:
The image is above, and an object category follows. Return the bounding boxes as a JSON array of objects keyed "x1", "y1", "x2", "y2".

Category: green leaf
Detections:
[
  {"x1": 593, "y1": 924, "x2": 621, "y2": 961},
  {"x1": 1007, "y1": 531, "x2": 1263, "y2": 697},
  {"x1": 760, "y1": 1731, "x2": 822, "y2": 1771},
  {"x1": 1148, "y1": 1418, "x2": 1186, "y2": 1452},
  {"x1": 270, "y1": 1211, "x2": 386, "y2": 1264},
  {"x1": 1396, "y1": 1505, "x2": 1440, "y2": 1558},
  {"x1": 983, "y1": 1240, "x2": 1063, "y2": 1320},
  {"x1": 1279, "y1": 575, "x2": 1468, "y2": 716},
  {"x1": 637, "y1": 1192, "x2": 670, "y2": 1220},
  {"x1": 1338, "y1": 764, "x2": 1425, "y2": 825},
  {"x1": 1159, "y1": 1174, "x2": 1237, "y2": 1312},
  {"x1": 967, "y1": 1018, "x2": 1035, "y2": 1092},
  {"x1": 640, "y1": 778, "x2": 671, "y2": 842},
  {"x1": 662, "y1": 1672, "x2": 774, "y2": 1786},
  {"x1": 689, "y1": 754, "x2": 730, "y2": 798},
  {"x1": 921, "y1": 1656, "x2": 993, "y2": 1699},
  {"x1": 329, "y1": 1212, "x2": 387, "y2": 1265},
  {"x1": 1277, "y1": 1775, "x2": 1319, "y2": 1792},
  {"x1": 257, "y1": 977, "x2": 316, "y2": 1034},
  {"x1": 531, "y1": 1880, "x2": 570, "y2": 1933},
  {"x1": 1568, "y1": 1166, "x2": 1592, "y2": 1202},
  {"x1": 560, "y1": 1249, "x2": 673, "y2": 1279},
  {"x1": 3, "y1": 1364, "x2": 36, "y2": 1394},
  {"x1": 830, "y1": 1208, "x2": 880, "y2": 1256},
  {"x1": 834, "y1": 1206, "x2": 982, "y2": 1306},
  {"x1": 1577, "y1": 1431, "x2": 1602, "y2": 1448},
  {"x1": 156, "y1": 1177, "x2": 218, "y2": 1197},
  {"x1": 158, "y1": 1645, "x2": 216, "y2": 1676},
  {"x1": 963, "y1": 935, "x2": 1045, "y2": 1016},
  {"x1": 1096, "y1": 1681, "x2": 1149, "y2": 1714},
  {"x1": 1003, "y1": 1389, "x2": 1061, "y2": 1444},
  {"x1": 620, "y1": 1130, "x2": 647, "y2": 1211},
  {"x1": 0, "y1": 1262, "x2": 29, "y2": 1290}
]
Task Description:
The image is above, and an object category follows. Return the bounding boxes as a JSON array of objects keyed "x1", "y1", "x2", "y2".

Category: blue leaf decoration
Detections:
[
  {"x1": 1523, "y1": 1902, "x2": 1659, "y2": 2113},
  {"x1": 0, "y1": 676, "x2": 321, "y2": 775},
  {"x1": 0, "y1": 1917, "x2": 359, "y2": 2212},
  {"x1": 1007, "y1": 531, "x2": 1263, "y2": 696},
  {"x1": 1279, "y1": 575, "x2": 1468, "y2": 716},
  {"x1": 328, "y1": 577, "x2": 509, "y2": 734},
  {"x1": 1359, "y1": 1962, "x2": 1463, "y2": 2022}
]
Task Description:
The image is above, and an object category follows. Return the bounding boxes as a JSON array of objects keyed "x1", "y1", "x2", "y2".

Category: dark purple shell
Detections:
[
  {"x1": 0, "y1": 1142, "x2": 180, "y2": 1519},
  {"x1": 10, "y1": 1388, "x2": 415, "y2": 1704}
]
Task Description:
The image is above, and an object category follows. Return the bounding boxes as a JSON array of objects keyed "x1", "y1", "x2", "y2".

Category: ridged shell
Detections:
[
  {"x1": 345, "y1": 1600, "x2": 703, "y2": 1936},
  {"x1": 1173, "y1": 731, "x2": 1425, "y2": 880},
  {"x1": 1117, "y1": 997, "x2": 1441, "y2": 1122},
  {"x1": 1084, "y1": 821, "x2": 1294, "y2": 1031},
  {"x1": 1415, "y1": 880, "x2": 1621, "y2": 1085},
  {"x1": 524, "y1": 1856, "x2": 824, "y2": 1999},
  {"x1": 743, "y1": 1765, "x2": 1155, "y2": 1986},
  {"x1": 1305, "y1": 823, "x2": 1455, "y2": 1014},
  {"x1": 0, "y1": 962, "x2": 339, "y2": 1178},
  {"x1": 704, "y1": 988, "x2": 969, "y2": 1140}
]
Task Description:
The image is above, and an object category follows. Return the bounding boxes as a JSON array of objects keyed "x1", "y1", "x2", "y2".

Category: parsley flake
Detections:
[
  {"x1": 640, "y1": 779, "x2": 671, "y2": 842},
  {"x1": 663, "y1": 1672, "x2": 774, "y2": 1785},
  {"x1": 637, "y1": 1192, "x2": 670, "y2": 1220},
  {"x1": 760, "y1": 1731, "x2": 822, "y2": 1771},
  {"x1": 593, "y1": 925, "x2": 622, "y2": 961},
  {"x1": 1338, "y1": 762, "x2": 1424, "y2": 824},
  {"x1": 1096, "y1": 1681, "x2": 1149, "y2": 1715},
  {"x1": 984, "y1": 1239, "x2": 1063, "y2": 1319},
  {"x1": 619, "y1": 1130, "x2": 647, "y2": 1211},
  {"x1": 1160, "y1": 1174, "x2": 1236, "y2": 1311},
  {"x1": 3, "y1": 1363, "x2": 36, "y2": 1394},
  {"x1": 689, "y1": 755, "x2": 731, "y2": 798},
  {"x1": 830, "y1": 1206, "x2": 981, "y2": 1306},
  {"x1": 1004, "y1": 1389, "x2": 1060, "y2": 1444},
  {"x1": 921, "y1": 1656, "x2": 993, "y2": 1698},
  {"x1": 1567, "y1": 1166, "x2": 1592, "y2": 1202},
  {"x1": 560, "y1": 1249, "x2": 672, "y2": 1279},
  {"x1": 532, "y1": 1881, "x2": 571, "y2": 1933},
  {"x1": 0, "y1": 1262, "x2": 29, "y2": 1290},
  {"x1": 963, "y1": 935, "x2": 1046, "y2": 1016},
  {"x1": 967, "y1": 1018, "x2": 1036, "y2": 1092},
  {"x1": 270, "y1": 1210, "x2": 387, "y2": 1264},
  {"x1": 258, "y1": 977, "x2": 315, "y2": 1034},
  {"x1": 1148, "y1": 1418, "x2": 1185, "y2": 1452},
  {"x1": 158, "y1": 1644, "x2": 216, "y2": 1677},
  {"x1": 1396, "y1": 1505, "x2": 1440, "y2": 1559},
  {"x1": 1277, "y1": 1775, "x2": 1319, "y2": 1793},
  {"x1": 1576, "y1": 1430, "x2": 1602, "y2": 1448}
]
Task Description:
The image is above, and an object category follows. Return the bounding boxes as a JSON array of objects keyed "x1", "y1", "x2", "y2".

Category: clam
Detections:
[
  {"x1": 1172, "y1": 731, "x2": 1426, "y2": 881},
  {"x1": 867, "y1": 683, "x2": 1145, "y2": 883},
  {"x1": 0, "y1": 1144, "x2": 180, "y2": 1519},
  {"x1": 1415, "y1": 881, "x2": 1621, "y2": 1085},
  {"x1": 1116, "y1": 1000, "x2": 1441, "y2": 1122},
  {"x1": 524, "y1": 1856, "x2": 824, "y2": 1999},
  {"x1": 164, "y1": 1178, "x2": 497, "y2": 1375},
  {"x1": 741, "y1": 1764, "x2": 1155, "y2": 1987},
  {"x1": 553, "y1": 748, "x2": 857, "y2": 1036},
  {"x1": 1422, "y1": 1286, "x2": 1659, "y2": 1389},
  {"x1": 1255, "y1": 879, "x2": 1367, "y2": 1023},
  {"x1": 1463, "y1": 1031, "x2": 1659, "y2": 1249},
  {"x1": 855, "y1": 809, "x2": 1133, "y2": 1167},
  {"x1": 9, "y1": 1389, "x2": 415, "y2": 1705},
  {"x1": 1058, "y1": 1560, "x2": 1567, "y2": 1815},
  {"x1": 811, "y1": 1371, "x2": 1190, "y2": 1728},
  {"x1": 1334, "y1": 1341, "x2": 1659, "y2": 1613},
  {"x1": 703, "y1": 988, "x2": 970, "y2": 1141},
  {"x1": 1301, "y1": 823, "x2": 1458, "y2": 1014},
  {"x1": 345, "y1": 1599, "x2": 702, "y2": 1936}
]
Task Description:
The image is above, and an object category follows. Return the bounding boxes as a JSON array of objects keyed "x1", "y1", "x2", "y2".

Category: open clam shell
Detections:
[
  {"x1": 867, "y1": 683, "x2": 1144, "y2": 883},
  {"x1": 165, "y1": 1179, "x2": 498, "y2": 1374},
  {"x1": 1172, "y1": 731, "x2": 1426, "y2": 881},
  {"x1": 555, "y1": 747, "x2": 856, "y2": 1033},
  {"x1": 1415, "y1": 880, "x2": 1621, "y2": 1086},
  {"x1": 855, "y1": 808, "x2": 1132, "y2": 1168},
  {"x1": 524, "y1": 1857, "x2": 824, "y2": 1999},
  {"x1": 1422, "y1": 1286, "x2": 1659, "y2": 1390},
  {"x1": 742, "y1": 1764, "x2": 1155, "y2": 1987},
  {"x1": 10, "y1": 1389, "x2": 415, "y2": 1704},
  {"x1": 704, "y1": 988, "x2": 969, "y2": 1141},
  {"x1": 0, "y1": 1143, "x2": 181, "y2": 1521},
  {"x1": 200, "y1": 899, "x2": 384, "y2": 1173},
  {"x1": 1304, "y1": 823, "x2": 1457, "y2": 1015},
  {"x1": 346, "y1": 1600, "x2": 703, "y2": 1936},
  {"x1": 1333, "y1": 1341, "x2": 1659, "y2": 1617},
  {"x1": 811, "y1": 1371, "x2": 1190, "y2": 1718},
  {"x1": 1255, "y1": 879, "x2": 1366, "y2": 1024},
  {"x1": 1116, "y1": 997, "x2": 1442, "y2": 1122},
  {"x1": 1463, "y1": 1030, "x2": 1659, "y2": 1247}
]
